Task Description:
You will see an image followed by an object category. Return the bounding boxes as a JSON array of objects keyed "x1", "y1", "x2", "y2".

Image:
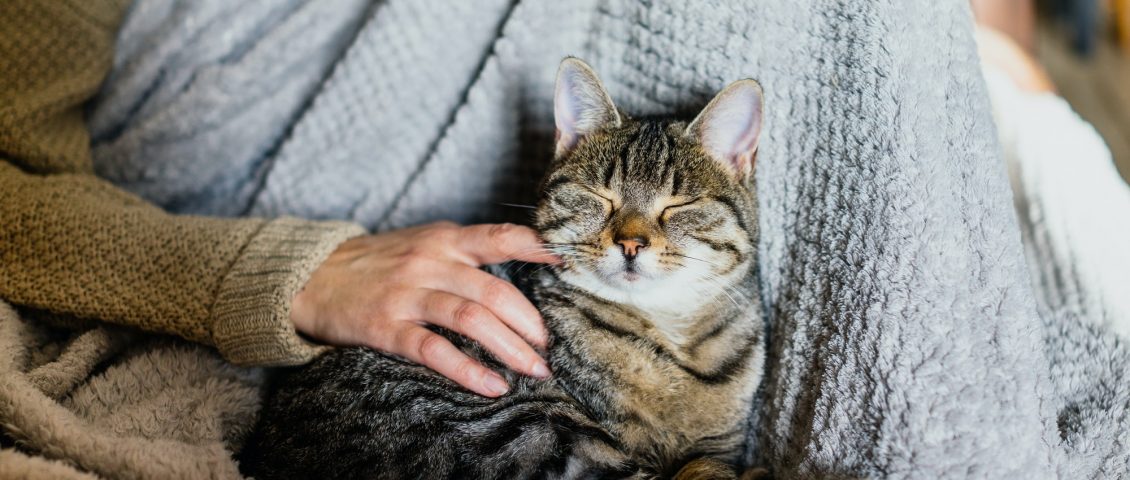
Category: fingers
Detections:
[
  {"x1": 416, "y1": 290, "x2": 550, "y2": 379},
  {"x1": 433, "y1": 265, "x2": 549, "y2": 348},
  {"x1": 453, "y1": 223, "x2": 561, "y2": 265},
  {"x1": 395, "y1": 327, "x2": 511, "y2": 397}
]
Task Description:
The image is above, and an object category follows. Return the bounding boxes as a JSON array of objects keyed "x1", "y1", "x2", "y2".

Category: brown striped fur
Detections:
[{"x1": 534, "y1": 58, "x2": 766, "y2": 477}]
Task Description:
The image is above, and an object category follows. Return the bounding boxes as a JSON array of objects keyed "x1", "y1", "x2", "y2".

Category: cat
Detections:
[{"x1": 239, "y1": 57, "x2": 767, "y2": 480}]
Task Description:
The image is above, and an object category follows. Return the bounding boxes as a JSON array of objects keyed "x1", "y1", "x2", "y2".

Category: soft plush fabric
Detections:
[
  {"x1": 0, "y1": 302, "x2": 261, "y2": 479},
  {"x1": 2, "y1": 0, "x2": 1128, "y2": 478},
  {"x1": 985, "y1": 67, "x2": 1130, "y2": 477}
]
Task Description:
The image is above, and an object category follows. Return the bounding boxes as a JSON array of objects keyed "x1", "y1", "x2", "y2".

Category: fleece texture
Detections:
[
  {"x1": 985, "y1": 68, "x2": 1130, "y2": 478},
  {"x1": 0, "y1": 303, "x2": 261, "y2": 479},
  {"x1": 1, "y1": 0, "x2": 1127, "y2": 478}
]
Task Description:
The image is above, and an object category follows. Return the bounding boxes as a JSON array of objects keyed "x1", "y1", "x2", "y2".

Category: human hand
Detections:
[{"x1": 290, "y1": 222, "x2": 559, "y2": 397}]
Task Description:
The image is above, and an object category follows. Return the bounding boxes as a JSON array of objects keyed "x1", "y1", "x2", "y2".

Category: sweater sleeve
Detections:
[{"x1": 0, "y1": 0, "x2": 367, "y2": 366}]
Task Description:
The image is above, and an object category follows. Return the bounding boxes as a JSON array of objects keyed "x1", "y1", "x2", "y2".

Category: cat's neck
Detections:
[{"x1": 550, "y1": 267, "x2": 755, "y2": 347}]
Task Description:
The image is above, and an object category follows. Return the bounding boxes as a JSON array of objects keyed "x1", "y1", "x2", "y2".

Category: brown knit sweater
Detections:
[{"x1": 0, "y1": 0, "x2": 367, "y2": 366}]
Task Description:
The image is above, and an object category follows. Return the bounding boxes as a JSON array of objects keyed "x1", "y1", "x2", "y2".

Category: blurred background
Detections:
[{"x1": 974, "y1": 0, "x2": 1130, "y2": 182}]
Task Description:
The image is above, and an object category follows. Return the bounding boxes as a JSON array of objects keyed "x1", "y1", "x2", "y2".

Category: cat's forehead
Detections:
[{"x1": 561, "y1": 119, "x2": 725, "y2": 198}]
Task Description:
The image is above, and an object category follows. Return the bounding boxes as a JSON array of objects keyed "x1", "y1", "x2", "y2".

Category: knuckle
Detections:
[
  {"x1": 426, "y1": 222, "x2": 461, "y2": 241},
  {"x1": 420, "y1": 234, "x2": 452, "y2": 251},
  {"x1": 452, "y1": 301, "x2": 486, "y2": 332},
  {"x1": 395, "y1": 254, "x2": 427, "y2": 276},
  {"x1": 454, "y1": 358, "x2": 479, "y2": 382},
  {"x1": 392, "y1": 250, "x2": 429, "y2": 276},
  {"x1": 400, "y1": 246, "x2": 428, "y2": 261},
  {"x1": 417, "y1": 333, "x2": 446, "y2": 360},
  {"x1": 487, "y1": 223, "x2": 517, "y2": 243},
  {"x1": 479, "y1": 279, "x2": 512, "y2": 308},
  {"x1": 360, "y1": 313, "x2": 396, "y2": 348}
]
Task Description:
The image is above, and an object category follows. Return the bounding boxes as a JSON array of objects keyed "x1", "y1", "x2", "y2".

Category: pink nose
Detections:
[{"x1": 616, "y1": 237, "x2": 648, "y2": 259}]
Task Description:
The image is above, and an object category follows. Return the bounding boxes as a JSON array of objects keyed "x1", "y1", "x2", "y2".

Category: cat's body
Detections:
[
  {"x1": 535, "y1": 267, "x2": 763, "y2": 476},
  {"x1": 241, "y1": 58, "x2": 766, "y2": 479}
]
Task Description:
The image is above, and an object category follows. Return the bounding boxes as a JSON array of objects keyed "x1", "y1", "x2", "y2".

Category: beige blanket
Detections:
[{"x1": 0, "y1": 301, "x2": 262, "y2": 479}]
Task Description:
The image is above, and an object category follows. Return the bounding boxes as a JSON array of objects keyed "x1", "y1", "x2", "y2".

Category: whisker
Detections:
[
  {"x1": 512, "y1": 260, "x2": 535, "y2": 276},
  {"x1": 705, "y1": 271, "x2": 750, "y2": 300},
  {"x1": 666, "y1": 252, "x2": 722, "y2": 268},
  {"x1": 544, "y1": 243, "x2": 601, "y2": 257},
  {"x1": 517, "y1": 247, "x2": 578, "y2": 254},
  {"x1": 497, "y1": 202, "x2": 538, "y2": 210},
  {"x1": 698, "y1": 274, "x2": 742, "y2": 309},
  {"x1": 530, "y1": 262, "x2": 564, "y2": 276},
  {"x1": 543, "y1": 242, "x2": 597, "y2": 248},
  {"x1": 507, "y1": 247, "x2": 570, "y2": 258}
]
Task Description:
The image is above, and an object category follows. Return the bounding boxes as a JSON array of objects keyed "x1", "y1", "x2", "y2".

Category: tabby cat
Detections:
[{"x1": 240, "y1": 57, "x2": 766, "y2": 479}]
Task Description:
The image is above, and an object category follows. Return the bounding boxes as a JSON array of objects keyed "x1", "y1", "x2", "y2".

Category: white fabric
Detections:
[{"x1": 985, "y1": 67, "x2": 1130, "y2": 339}]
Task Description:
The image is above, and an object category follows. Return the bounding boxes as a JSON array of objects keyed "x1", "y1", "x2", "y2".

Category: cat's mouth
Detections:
[
  {"x1": 596, "y1": 252, "x2": 659, "y2": 287},
  {"x1": 600, "y1": 269, "x2": 656, "y2": 290}
]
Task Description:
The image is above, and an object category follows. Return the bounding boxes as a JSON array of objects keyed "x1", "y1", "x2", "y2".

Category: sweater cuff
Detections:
[{"x1": 210, "y1": 217, "x2": 367, "y2": 366}]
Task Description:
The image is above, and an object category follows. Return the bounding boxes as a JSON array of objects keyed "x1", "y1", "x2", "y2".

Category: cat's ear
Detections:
[
  {"x1": 685, "y1": 79, "x2": 764, "y2": 179},
  {"x1": 554, "y1": 57, "x2": 621, "y2": 156}
]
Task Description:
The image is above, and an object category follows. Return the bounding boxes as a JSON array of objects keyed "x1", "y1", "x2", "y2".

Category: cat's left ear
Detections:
[{"x1": 685, "y1": 79, "x2": 764, "y2": 179}]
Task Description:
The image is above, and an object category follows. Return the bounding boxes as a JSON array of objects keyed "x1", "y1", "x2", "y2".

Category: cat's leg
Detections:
[{"x1": 672, "y1": 458, "x2": 737, "y2": 480}]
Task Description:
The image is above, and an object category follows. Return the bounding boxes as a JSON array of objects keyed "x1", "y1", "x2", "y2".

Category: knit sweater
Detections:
[{"x1": 0, "y1": 0, "x2": 366, "y2": 367}]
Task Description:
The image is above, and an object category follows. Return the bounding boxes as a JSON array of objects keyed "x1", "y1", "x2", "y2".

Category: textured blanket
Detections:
[{"x1": 2, "y1": 0, "x2": 1127, "y2": 478}]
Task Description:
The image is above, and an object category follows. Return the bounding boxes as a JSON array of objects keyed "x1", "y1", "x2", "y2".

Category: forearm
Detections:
[{"x1": 0, "y1": 162, "x2": 366, "y2": 364}]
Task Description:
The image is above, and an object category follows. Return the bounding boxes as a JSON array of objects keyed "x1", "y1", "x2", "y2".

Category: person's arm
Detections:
[
  {"x1": 1, "y1": 0, "x2": 557, "y2": 397},
  {"x1": 0, "y1": 162, "x2": 365, "y2": 365},
  {"x1": 0, "y1": 0, "x2": 366, "y2": 366}
]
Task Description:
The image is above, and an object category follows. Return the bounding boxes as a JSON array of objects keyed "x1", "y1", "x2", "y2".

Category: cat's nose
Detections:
[{"x1": 615, "y1": 236, "x2": 649, "y2": 260}]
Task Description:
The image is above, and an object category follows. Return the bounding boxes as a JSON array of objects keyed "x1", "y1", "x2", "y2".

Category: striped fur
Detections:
[{"x1": 241, "y1": 60, "x2": 765, "y2": 479}]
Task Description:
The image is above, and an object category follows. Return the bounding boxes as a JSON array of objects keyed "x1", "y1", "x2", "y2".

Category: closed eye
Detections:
[
  {"x1": 659, "y1": 197, "x2": 702, "y2": 223},
  {"x1": 662, "y1": 198, "x2": 702, "y2": 213},
  {"x1": 583, "y1": 188, "x2": 618, "y2": 217}
]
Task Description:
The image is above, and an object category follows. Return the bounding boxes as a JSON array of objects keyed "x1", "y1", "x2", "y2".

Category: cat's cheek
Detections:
[
  {"x1": 664, "y1": 224, "x2": 695, "y2": 244},
  {"x1": 664, "y1": 212, "x2": 706, "y2": 234},
  {"x1": 686, "y1": 243, "x2": 727, "y2": 275}
]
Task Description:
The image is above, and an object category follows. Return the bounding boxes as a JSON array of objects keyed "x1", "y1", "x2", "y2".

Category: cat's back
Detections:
[{"x1": 239, "y1": 343, "x2": 614, "y2": 479}]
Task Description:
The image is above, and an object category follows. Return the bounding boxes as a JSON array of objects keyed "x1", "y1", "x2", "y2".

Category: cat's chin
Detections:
[
  {"x1": 557, "y1": 267, "x2": 653, "y2": 293},
  {"x1": 556, "y1": 268, "x2": 722, "y2": 335},
  {"x1": 591, "y1": 253, "x2": 664, "y2": 287},
  {"x1": 597, "y1": 267, "x2": 664, "y2": 291},
  {"x1": 619, "y1": 271, "x2": 643, "y2": 283}
]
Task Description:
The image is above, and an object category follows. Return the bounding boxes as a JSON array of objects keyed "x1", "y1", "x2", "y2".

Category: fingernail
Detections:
[
  {"x1": 484, "y1": 372, "x2": 509, "y2": 396},
  {"x1": 531, "y1": 360, "x2": 551, "y2": 379}
]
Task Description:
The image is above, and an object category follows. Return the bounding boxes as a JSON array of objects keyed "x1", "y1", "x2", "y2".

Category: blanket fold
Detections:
[{"x1": 0, "y1": 302, "x2": 260, "y2": 479}]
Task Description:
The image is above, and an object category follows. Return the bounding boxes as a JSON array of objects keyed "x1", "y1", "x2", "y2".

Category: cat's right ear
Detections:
[{"x1": 554, "y1": 57, "x2": 621, "y2": 156}]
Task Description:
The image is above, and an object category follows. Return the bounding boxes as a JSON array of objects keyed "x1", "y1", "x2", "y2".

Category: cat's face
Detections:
[{"x1": 536, "y1": 58, "x2": 762, "y2": 314}]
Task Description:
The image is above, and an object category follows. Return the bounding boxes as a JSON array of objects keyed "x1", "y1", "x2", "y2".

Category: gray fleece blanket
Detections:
[{"x1": 3, "y1": 0, "x2": 1128, "y2": 478}]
